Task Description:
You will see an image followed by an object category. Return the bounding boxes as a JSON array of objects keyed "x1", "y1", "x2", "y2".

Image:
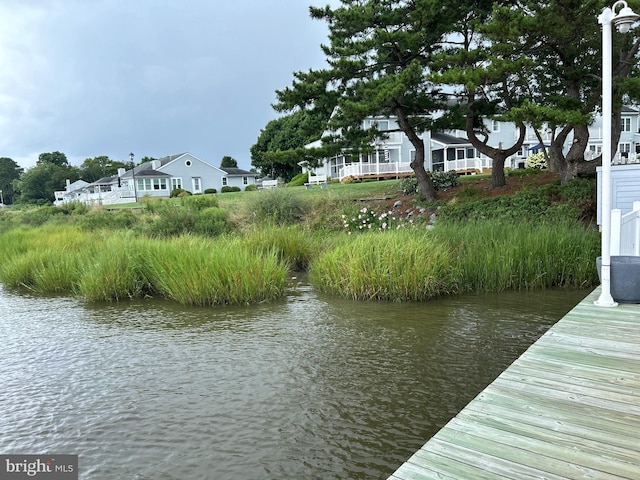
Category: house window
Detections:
[
  {"x1": 171, "y1": 178, "x2": 182, "y2": 191},
  {"x1": 185, "y1": 160, "x2": 192, "y2": 167},
  {"x1": 456, "y1": 148, "x2": 465, "y2": 160},
  {"x1": 620, "y1": 143, "x2": 631, "y2": 158},
  {"x1": 152, "y1": 178, "x2": 167, "y2": 190},
  {"x1": 243, "y1": 176, "x2": 248, "y2": 185},
  {"x1": 370, "y1": 120, "x2": 389, "y2": 131},
  {"x1": 192, "y1": 177, "x2": 202, "y2": 193},
  {"x1": 467, "y1": 148, "x2": 475, "y2": 158},
  {"x1": 222, "y1": 177, "x2": 228, "y2": 186},
  {"x1": 491, "y1": 120, "x2": 500, "y2": 132},
  {"x1": 622, "y1": 118, "x2": 632, "y2": 132}
]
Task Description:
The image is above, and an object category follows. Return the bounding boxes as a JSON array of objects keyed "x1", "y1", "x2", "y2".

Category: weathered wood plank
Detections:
[{"x1": 387, "y1": 287, "x2": 640, "y2": 479}]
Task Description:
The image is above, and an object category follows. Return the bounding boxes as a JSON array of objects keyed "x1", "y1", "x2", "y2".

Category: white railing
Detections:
[
  {"x1": 444, "y1": 158, "x2": 492, "y2": 172},
  {"x1": 305, "y1": 173, "x2": 328, "y2": 188},
  {"x1": 611, "y1": 201, "x2": 640, "y2": 255},
  {"x1": 338, "y1": 162, "x2": 413, "y2": 180}
]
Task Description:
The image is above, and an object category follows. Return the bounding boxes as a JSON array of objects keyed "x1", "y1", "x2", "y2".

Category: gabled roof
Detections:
[{"x1": 221, "y1": 167, "x2": 258, "y2": 176}]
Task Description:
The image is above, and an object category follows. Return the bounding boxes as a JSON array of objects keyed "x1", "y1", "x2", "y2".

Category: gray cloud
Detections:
[{"x1": 0, "y1": 0, "x2": 331, "y2": 170}]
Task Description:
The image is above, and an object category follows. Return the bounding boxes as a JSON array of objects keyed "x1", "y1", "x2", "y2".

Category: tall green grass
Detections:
[
  {"x1": 431, "y1": 220, "x2": 600, "y2": 291},
  {"x1": 145, "y1": 235, "x2": 287, "y2": 305},
  {"x1": 311, "y1": 229, "x2": 454, "y2": 301}
]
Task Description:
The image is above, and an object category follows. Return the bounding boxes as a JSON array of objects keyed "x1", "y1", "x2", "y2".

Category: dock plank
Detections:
[{"x1": 387, "y1": 287, "x2": 640, "y2": 479}]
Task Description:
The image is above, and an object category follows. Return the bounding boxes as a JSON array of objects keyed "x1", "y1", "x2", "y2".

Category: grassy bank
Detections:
[{"x1": 0, "y1": 172, "x2": 601, "y2": 305}]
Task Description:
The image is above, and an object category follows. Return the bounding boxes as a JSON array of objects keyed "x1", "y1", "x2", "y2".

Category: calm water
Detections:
[{"x1": 0, "y1": 278, "x2": 589, "y2": 479}]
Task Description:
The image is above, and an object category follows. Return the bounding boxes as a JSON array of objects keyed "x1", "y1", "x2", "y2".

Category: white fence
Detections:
[
  {"x1": 444, "y1": 157, "x2": 492, "y2": 173},
  {"x1": 611, "y1": 201, "x2": 640, "y2": 256},
  {"x1": 339, "y1": 162, "x2": 413, "y2": 180}
]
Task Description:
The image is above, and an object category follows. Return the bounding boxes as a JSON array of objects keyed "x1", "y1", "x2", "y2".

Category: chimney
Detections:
[{"x1": 151, "y1": 160, "x2": 160, "y2": 170}]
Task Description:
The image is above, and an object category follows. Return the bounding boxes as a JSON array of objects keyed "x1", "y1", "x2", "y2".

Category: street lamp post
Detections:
[
  {"x1": 595, "y1": 0, "x2": 639, "y2": 307},
  {"x1": 130, "y1": 152, "x2": 137, "y2": 203}
]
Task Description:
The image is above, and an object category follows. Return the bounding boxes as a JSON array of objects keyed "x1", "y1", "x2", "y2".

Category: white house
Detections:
[
  {"x1": 55, "y1": 153, "x2": 258, "y2": 206},
  {"x1": 304, "y1": 107, "x2": 640, "y2": 181}
]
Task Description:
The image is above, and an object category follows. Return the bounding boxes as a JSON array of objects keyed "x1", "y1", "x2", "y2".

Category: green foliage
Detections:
[
  {"x1": 170, "y1": 188, "x2": 191, "y2": 197},
  {"x1": 429, "y1": 171, "x2": 460, "y2": 191},
  {"x1": 287, "y1": 172, "x2": 308, "y2": 187},
  {"x1": 400, "y1": 177, "x2": 418, "y2": 195},
  {"x1": 525, "y1": 152, "x2": 548, "y2": 169},
  {"x1": 0, "y1": 157, "x2": 23, "y2": 205},
  {"x1": 76, "y1": 208, "x2": 139, "y2": 231},
  {"x1": 220, "y1": 156, "x2": 238, "y2": 168},
  {"x1": 240, "y1": 225, "x2": 319, "y2": 271},
  {"x1": 221, "y1": 186, "x2": 241, "y2": 193},
  {"x1": 400, "y1": 171, "x2": 458, "y2": 195},
  {"x1": 78, "y1": 156, "x2": 128, "y2": 183},
  {"x1": 194, "y1": 207, "x2": 229, "y2": 236},
  {"x1": 251, "y1": 110, "x2": 329, "y2": 181},
  {"x1": 180, "y1": 194, "x2": 219, "y2": 211},
  {"x1": 244, "y1": 184, "x2": 258, "y2": 192},
  {"x1": 15, "y1": 162, "x2": 80, "y2": 204},
  {"x1": 248, "y1": 188, "x2": 306, "y2": 225},
  {"x1": 439, "y1": 180, "x2": 594, "y2": 225},
  {"x1": 204, "y1": 188, "x2": 218, "y2": 194}
]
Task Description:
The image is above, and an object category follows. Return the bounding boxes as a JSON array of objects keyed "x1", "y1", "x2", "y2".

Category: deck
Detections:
[{"x1": 388, "y1": 287, "x2": 640, "y2": 479}]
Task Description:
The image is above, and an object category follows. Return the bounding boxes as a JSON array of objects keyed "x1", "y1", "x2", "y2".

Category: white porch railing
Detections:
[
  {"x1": 339, "y1": 162, "x2": 413, "y2": 180},
  {"x1": 444, "y1": 158, "x2": 492, "y2": 172},
  {"x1": 611, "y1": 201, "x2": 640, "y2": 255}
]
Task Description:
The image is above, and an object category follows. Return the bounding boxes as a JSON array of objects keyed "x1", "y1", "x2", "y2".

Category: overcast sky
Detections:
[{"x1": 0, "y1": 0, "x2": 334, "y2": 172}]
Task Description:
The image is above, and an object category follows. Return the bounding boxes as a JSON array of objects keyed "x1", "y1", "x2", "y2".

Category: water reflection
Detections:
[{"x1": 0, "y1": 283, "x2": 589, "y2": 479}]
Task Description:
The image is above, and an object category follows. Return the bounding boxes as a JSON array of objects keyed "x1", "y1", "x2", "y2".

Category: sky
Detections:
[{"x1": 0, "y1": 0, "x2": 334, "y2": 172}]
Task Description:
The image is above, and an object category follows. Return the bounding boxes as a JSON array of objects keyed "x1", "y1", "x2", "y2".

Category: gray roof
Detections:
[
  {"x1": 431, "y1": 132, "x2": 472, "y2": 146},
  {"x1": 221, "y1": 167, "x2": 258, "y2": 176}
]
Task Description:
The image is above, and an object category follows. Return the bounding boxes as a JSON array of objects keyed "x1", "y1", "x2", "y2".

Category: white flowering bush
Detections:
[
  {"x1": 525, "y1": 152, "x2": 548, "y2": 169},
  {"x1": 340, "y1": 207, "x2": 415, "y2": 233}
]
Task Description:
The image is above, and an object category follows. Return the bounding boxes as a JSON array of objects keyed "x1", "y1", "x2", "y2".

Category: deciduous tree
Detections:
[{"x1": 0, "y1": 157, "x2": 23, "y2": 204}]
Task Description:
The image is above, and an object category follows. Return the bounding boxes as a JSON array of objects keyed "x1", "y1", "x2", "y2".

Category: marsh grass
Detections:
[
  {"x1": 77, "y1": 233, "x2": 154, "y2": 301},
  {"x1": 311, "y1": 230, "x2": 453, "y2": 301},
  {"x1": 432, "y1": 220, "x2": 600, "y2": 291},
  {"x1": 239, "y1": 225, "x2": 321, "y2": 271},
  {"x1": 145, "y1": 235, "x2": 287, "y2": 305}
]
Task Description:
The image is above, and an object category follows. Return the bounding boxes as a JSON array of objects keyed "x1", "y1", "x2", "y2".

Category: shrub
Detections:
[
  {"x1": 340, "y1": 206, "x2": 415, "y2": 233},
  {"x1": 287, "y1": 172, "x2": 307, "y2": 187},
  {"x1": 204, "y1": 188, "x2": 217, "y2": 194},
  {"x1": 429, "y1": 170, "x2": 459, "y2": 191},
  {"x1": 526, "y1": 152, "x2": 548, "y2": 169},
  {"x1": 221, "y1": 186, "x2": 241, "y2": 193},
  {"x1": 400, "y1": 177, "x2": 418, "y2": 195},
  {"x1": 248, "y1": 188, "x2": 306, "y2": 225},
  {"x1": 146, "y1": 203, "x2": 197, "y2": 237},
  {"x1": 194, "y1": 207, "x2": 229, "y2": 236},
  {"x1": 400, "y1": 172, "x2": 459, "y2": 194},
  {"x1": 181, "y1": 194, "x2": 219, "y2": 211},
  {"x1": 170, "y1": 188, "x2": 191, "y2": 197},
  {"x1": 244, "y1": 184, "x2": 258, "y2": 192}
]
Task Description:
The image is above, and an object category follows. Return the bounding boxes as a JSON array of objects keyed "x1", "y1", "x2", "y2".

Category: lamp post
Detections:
[
  {"x1": 130, "y1": 152, "x2": 137, "y2": 203},
  {"x1": 595, "y1": 0, "x2": 639, "y2": 307}
]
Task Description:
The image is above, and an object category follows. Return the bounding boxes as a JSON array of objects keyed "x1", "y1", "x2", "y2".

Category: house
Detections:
[
  {"x1": 54, "y1": 153, "x2": 257, "y2": 206},
  {"x1": 54, "y1": 179, "x2": 90, "y2": 204},
  {"x1": 304, "y1": 107, "x2": 640, "y2": 181},
  {"x1": 220, "y1": 167, "x2": 259, "y2": 190}
]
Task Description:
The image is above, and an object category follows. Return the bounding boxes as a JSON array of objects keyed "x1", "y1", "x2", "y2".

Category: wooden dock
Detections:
[{"x1": 389, "y1": 287, "x2": 640, "y2": 479}]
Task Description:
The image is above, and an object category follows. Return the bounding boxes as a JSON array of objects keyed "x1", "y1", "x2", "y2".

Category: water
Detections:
[{"x1": 0, "y1": 279, "x2": 589, "y2": 479}]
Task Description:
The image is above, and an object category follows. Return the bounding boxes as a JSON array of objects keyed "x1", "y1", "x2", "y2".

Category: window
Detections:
[
  {"x1": 192, "y1": 177, "x2": 202, "y2": 193},
  {"x1": 152, "y1": 179, "x2": 167, "y2": 190},
  {"x1": 243, "y1": 176, "x2": 248, "y2": 185},
  {"x1": 371, "y1": 120, "x2": 389, "y2": 131},
  {"x1": 620, "y1": 143, "x2": 631, "y2": 158},
  {"x1": 171, "y1": 178, "x2": 182, "y2": 191},
  {"x1": 491, "y1": 120, "x2": 500, "y2": 132},
  {"x1": 466, "y1": 148, "x2": 475, "y2": 158},
  {"x1": 622, "y1": 118, "x2": 632, "y2": 132},
  {"x1": 185, "y1": 160, "x2": 192, "y2": 167},
  {"x1": 222, "y1": 178, "x2": 228, "y2": 186},
  {"x1": 456, "y1": 148, "x2": 465, "y2": 160}
]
